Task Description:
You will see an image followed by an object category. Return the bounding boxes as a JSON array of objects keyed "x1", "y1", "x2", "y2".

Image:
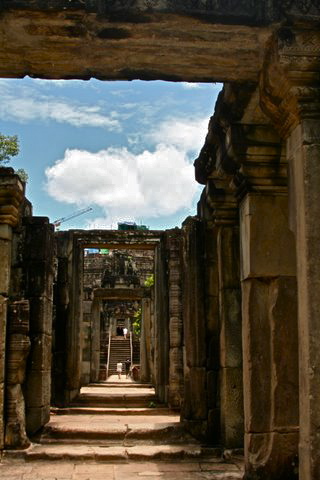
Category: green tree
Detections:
[
  {"x1": 15, "y1": 168, "x2": 29, "y2": 183},
  {"x1": 0, "y1": 134, "x2": 19, "y2": 164}
]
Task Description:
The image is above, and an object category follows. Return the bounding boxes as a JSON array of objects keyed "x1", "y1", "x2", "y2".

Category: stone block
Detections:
[
  {"x1": 82, "y1": 300, "x2": 92, "y2": 314},
  {"x1": 206, "y1": 295, "x2": 219, "y2": 335},
  {"x1": 270, "y1": 276, "x2": 298, "y2": 429},
  {"x1": 184, "y1": 367, "x2": 207, "y2": 420},
  {"x1": 26, "y1": 261, "x2": 54, "y2": 298},
  {"x1": 0, "y1": 296, "x2": 7, "y2": 384},
  {"x1": 220, "y1": 366, "x2": 244, "y2": 448},
  {"x1": 240, "y1": 194, "x2": 296, "y2": 280},
  {"x1": 25, "y1": 370, "x2": 51, "y2": 408},
  {"x1": 0, "y1": 382, "x2": 4, "y2": 449},
  {"x1": 169, "y1": 347, "x2": 183, "y2": 382},
  {"x1": 28, "y1": 334, "x2": 52, "y2": 372},
  {"x1": 207, "y1": 408, "x2": 221, "y2": 444},
  {"x1": 169, "y1": 317, "x2": 183, "y2": 347},
  {"x1": 29, "y1": 296, "x2": 53, "y2": 335},
  {"x1": 6, "y1": 334, "x2": 31, "y2": 384},
  {"x1": 206, "y1": 334, "x2": 219, "y2": 370},
  {"x1": 245, "y1": 431, "x2": 298, "y2": 479},
  {"x1": 207, "y1": 370, "x2": 218, "y2": 409},
  {"x1": 26, "y1": 405, "x2": 50, "y2": 435},
  {"x1": 217, "y1": 226, "x2": 240, "y2": 289},
  {"x1": 242, "y1": 279, "x2": 271, "y2": 433},
  {"x1": 5, "y1": 384, "x2": 30, "y2": 448},
  {"x1": 23, "y1": 217, "x2": 54, "y2": 261},
  {"x1": 220, "y1": 288, "x2": 242, "y2": 368},
  {"x1": 0, "y1": 238, "x2": 11, "y2": 293}
]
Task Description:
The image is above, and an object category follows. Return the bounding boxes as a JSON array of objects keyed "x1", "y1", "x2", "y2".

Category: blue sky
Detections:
[{"x1": 0, "y1": 78, "x2": 221, "y2": 230}]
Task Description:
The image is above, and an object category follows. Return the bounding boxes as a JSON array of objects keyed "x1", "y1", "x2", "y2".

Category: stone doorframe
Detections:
[
  {"x1": 54, "y1": 229, "x2": 162, "y2": 405},
  {"x1": 91, "y1": 287, "x2": 152, "y2": 384}
]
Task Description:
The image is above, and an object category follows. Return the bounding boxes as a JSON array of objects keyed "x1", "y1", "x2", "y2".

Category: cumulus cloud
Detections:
[
  {"x1": 0, "y1": 81, "x2": 121, "y2": 131},
  {"x1": 46, "y1": 144, "x2": 199, "y2": 222}
]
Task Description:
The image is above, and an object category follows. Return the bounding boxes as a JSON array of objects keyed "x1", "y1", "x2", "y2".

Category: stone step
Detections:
[
  {"x1": 51, "y1": 406, "x2": 177, "y2": 416},
  {"x1": 88, "y1": 382, "x2": 153, "y2": 388},
  {"x1": 5, "y1": 444, "x2": 223, "y2": 462},
  {"x1": 34, "y1": 422, "x2": 192, "y2": 445},
  {"x1": 71, "y1": 393, "x2": 157, "y2": 408}
]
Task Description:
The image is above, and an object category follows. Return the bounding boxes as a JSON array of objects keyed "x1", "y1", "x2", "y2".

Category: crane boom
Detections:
[{"x1": 53, "y1": 207, "x2": 93, "y2": 227}]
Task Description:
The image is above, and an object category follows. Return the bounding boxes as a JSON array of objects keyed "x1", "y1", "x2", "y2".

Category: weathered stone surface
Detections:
[
  {"x1": 25, "y1": 371, "x2": 51, "y2": 408},
  {"x1": 5, "y1": 384, "x2": 30, "y2": 449},
  {"x1": 27, "y1": 334, "x2": 52, "y2": 372},
  {"x1": 0, "y1": 238, "x2": 11, "y2": 294},
  {"x1": 26, "y1": 405, "x2": 50, "y2": 436},
  {"x1": 286, "y1": 120, "x2": 320, "y2": 480},
  {"x1": 245, "y1": 431, "x2": 299, "y2": 480},
  {"x1": 0, "y1": 8, "x2": 270, "y2": 84},
  {"x1": 220, "y1": 367, "x2": 244, "y2": 448},
  {"x1": 29, "y1": 296, "x2": 53, "y2": 335},
  {"x1": 240, "y1": 194, "x2": 296, "y2": 280},
  {"x1": 183, "y1": 367, "x2": 207, "y2": 421}
]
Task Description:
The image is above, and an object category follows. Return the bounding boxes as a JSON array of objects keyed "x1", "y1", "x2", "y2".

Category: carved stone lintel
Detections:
[{"x1": 260, "y1": 28, "x2": 320, "y2": 138}]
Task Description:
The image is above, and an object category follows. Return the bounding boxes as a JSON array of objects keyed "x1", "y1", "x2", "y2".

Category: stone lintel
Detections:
[
  {"x1": 93, "y1": 287, "x2": 150, "y2": 300},
  {"x1": 260, "y1": 27, "x2": 320, "y2": 138}
]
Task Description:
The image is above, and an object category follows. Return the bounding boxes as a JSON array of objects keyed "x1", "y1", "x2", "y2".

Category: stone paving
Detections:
[{"x1": 0, "y1": 459, "x2": 244, "y2": 480}]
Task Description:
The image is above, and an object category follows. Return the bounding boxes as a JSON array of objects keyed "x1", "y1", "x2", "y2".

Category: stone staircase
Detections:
[
  {"x1": 3, "y1": 383, "x2": 244, "y2": 479},
  {"x1": 5, "y1": 383, "x2": 215, "y2": 463},
  {"x1": 108, "y1": 336, "x2": 131, "y2": 375}
]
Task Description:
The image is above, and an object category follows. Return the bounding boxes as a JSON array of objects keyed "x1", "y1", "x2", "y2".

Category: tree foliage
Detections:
[
  {"x1": 0, "y1": 134, "x2": 19, "y2": 164},
  {"x1": 15, "y1": 168, "x2": 29, "y2": 183}
]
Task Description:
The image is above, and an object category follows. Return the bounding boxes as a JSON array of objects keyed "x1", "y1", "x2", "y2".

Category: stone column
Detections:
[
  {"x1": 5, "y1": 301, "x2": 30, "y2": 448},
  {"x1": 90, "y1": 297, "x2": 100, "y2": 383},
  {"x1": 0, "y1": 168, "x2": 24, "y2": 448},
  {"x1": 260, "y1": 27, "x2": 320, "y2": 480},
  {"x1": 23, "y1": 217, "x2": 55, "y2": 435},
  {"x1": 166, "y1": 229, "x2": 184, "y2": 409},
  {"x1": 54, "y1": 231, "x2": 83, "y2": 405},
  {"x1": 154, "y1": 237, "x2": 169, "y2": 403},
  {"x1": 181, "y1": 216, "x2": 207, "y2": 439},
  {"x1": 140, "y1": 296, "x2": 151, "y2": 383},
  {"x1": 230, "y1": 122, "x2": 299, "y2": 478},
  {"x1": 206, "y1": 180, "x2": 243, "y2": 448}
]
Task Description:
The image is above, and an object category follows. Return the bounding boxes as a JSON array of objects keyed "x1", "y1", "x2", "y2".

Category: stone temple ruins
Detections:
[{"x1": 0, "y1": 1, "x2": 319, "y2": 479}]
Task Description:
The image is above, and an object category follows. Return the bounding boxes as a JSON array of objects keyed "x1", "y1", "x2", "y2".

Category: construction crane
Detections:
[{"x1": 53, "y1": 207, "x2": 93, "y2": 229}]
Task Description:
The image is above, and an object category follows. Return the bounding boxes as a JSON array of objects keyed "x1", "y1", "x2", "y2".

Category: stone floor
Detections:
[
  {"x1": 0, "y1": 459, "x2": 244, "y2": 479},
  {"x1": 0, "y1": 381, "x2": 244, "y2": 479}
]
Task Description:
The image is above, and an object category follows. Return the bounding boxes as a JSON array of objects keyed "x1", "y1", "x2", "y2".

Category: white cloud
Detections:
[
  {"x1": 181, "y1": 82, "x2": 202, "y2": 89},
  {"x1": 147, "y1": 117, "x2": 209, "y2": 153},
  {"x1": 45, "y1": 115, "x2": 208, "y2": 226},
  {"x1": 0, "y1": 81, "x2": 121, "y2": 131},
  {"x1": 45, "y1": 143, "x2": 200, "y2": 225}
]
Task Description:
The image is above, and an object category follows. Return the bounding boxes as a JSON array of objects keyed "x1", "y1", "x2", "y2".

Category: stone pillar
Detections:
[
  {"x1": 54, "y1": 231, "x2": 83, "y2": 404},
  {"x1": 23, "y1": 217, "x2": 54, "y2": 435},
  {"x1": 207, "y1": 181, "x2": 243, "y2": 448},
  {"x1": 166, "y1": 229, "x2": 184, "y2": 409},
  {"x1": 81, "y1": 297, "x2": 92, "y2": 385},
  {"x1": 260, "y1": 27, "x2": 320, "y2": 480},
  {"x1": 181, "y1": 216, "x2": 207, "y2": 438},
  {"x1": 0, "y1": 168, "x2": 24, "y2": 448},
  {"x1": 154, "y1": 238, "x2": 169, "y2": 403},
  {"x1": 140, "y1": 296, "x2": 151, "y2": 383},
  {"x1": 229, "y1": 121, "x2": 298, "y2": 479},
  {"x1": 90, "y1": 297, "x2": 100, "y2": 383},
  {"x1": 5, "y1": 301, "x2": 30, "y2": 448}
]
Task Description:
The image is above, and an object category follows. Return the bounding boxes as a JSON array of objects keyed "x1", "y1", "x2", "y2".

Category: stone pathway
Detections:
[
  {"x1": 0, "y1": 382, "x2": 244, "y2": 479},
  {"x1": 0, "y1": 459, "x2": 244, "y2": 479}
]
